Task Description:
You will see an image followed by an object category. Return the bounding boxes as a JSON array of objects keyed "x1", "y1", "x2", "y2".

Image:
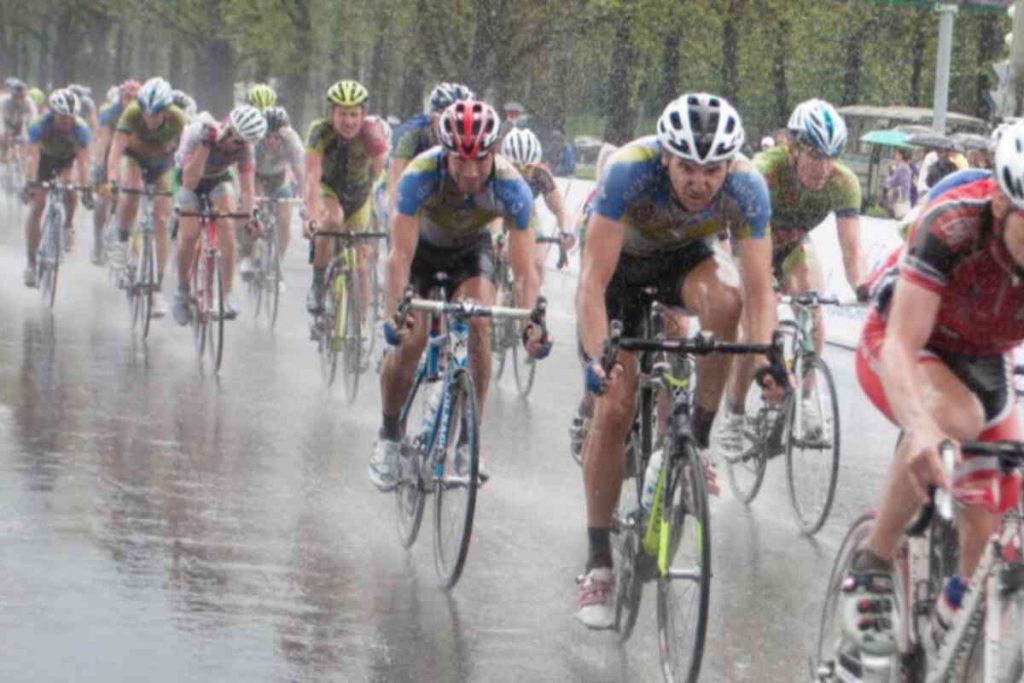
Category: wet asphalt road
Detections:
[{"x1": 0, "y1": 197, "x2": 906, "y2": 682}]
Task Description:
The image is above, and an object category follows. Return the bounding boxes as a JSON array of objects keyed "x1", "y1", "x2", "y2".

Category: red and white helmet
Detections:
[{"x1": 438, "y1": 100, "x2": 501, "y2": 160}]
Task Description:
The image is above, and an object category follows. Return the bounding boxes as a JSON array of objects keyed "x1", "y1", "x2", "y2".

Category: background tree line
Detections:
[{"x1": 0, "y1": 0, "x2": 1007, "y2": 141}]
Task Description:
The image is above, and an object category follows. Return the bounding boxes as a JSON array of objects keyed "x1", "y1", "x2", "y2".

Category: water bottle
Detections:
[
  {"x1": 420, "y1": 381, "x2": 443, "y2": 437},
  {"x1": 451, "y1": 319, "x2": 469, "y2": 366},
  {"x1": 640, "y1": 447, "x2": 665, "y2": 512}
]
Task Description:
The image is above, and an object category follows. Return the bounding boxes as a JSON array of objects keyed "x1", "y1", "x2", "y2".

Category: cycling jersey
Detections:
[
  {"x1": 872, "y1": 177, "x2": 1024, "y2": 357},
  {"x1": 255, "y1": 127, "x2": 304, "y2": 187},
  {"x1": 306, "y1": 116, "x2": 387, "y2": 214},
  {"x1": 518, "y1": 162, "x2": 557, "y2": 199},
  {"x1": 593, "y1": 136, "x2": 770, "y2": 256},
  {"x1": 98, "y1": 100, "x2": 126, "y2": 132},
  {"x1": 176, "y1": 116, "x2": 254, "y2": 180},
  {"x1": 78, "y1": 96, "x2": 97, "y2": 126},
  {"x1": 116, "y1": 102, "x2": 186, "y2": 158},
  {"x1": 391, "y1": 114, "x2": 434, "y2": 161},
  {"x1": 395, "y1": 146, "x2": 534, "y2": 249},
  {"x1": 27, "y1": 111, "x2": 90, "y2": 161},
  {"x1": 1, "y1": 95, "x2": 38, "y2": 135},
  {"x1": 754, "y1": 145, "x2": 860, "y2": 252}
]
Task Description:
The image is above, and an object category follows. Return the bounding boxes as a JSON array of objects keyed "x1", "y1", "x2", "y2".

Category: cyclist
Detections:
[
  {"x1": 247, "y1": 83, "x2": 277, "y2": 111},
  {"x1": 386, "y1": 82, "x2": 474, "y2": 215},
  {"x1": 302, "y1": 79, "x2": 388, "y2": 321},
  {"x1": 720, "y1": 98, "x2": 865, "y2": 454},
  {"x1": 370, "y1": 99, "x2": 550, "y2": 491},
  {"x1": 90, "y1": 79, "x2": 141, "y2": 265},
  {"x1": 106, "y1": 77, "x2": 187, "y2": 318},
  {"x1": 22, "y1": 89, "x2": 92, "y2": 287},
  {"x1": 26, "y1": 87, "x2": 46, "y2": 113},
  {"x1": 67, "y1": 84, "x2": 98, "y2": 130},
  {"x1": 0, "y1": 78, "x2": 36, "y2": 173},
  {"x1": 240, "y1": 105, "x2": 304, "y2": 285},
  {"x1": 171, "y1": 105, "x2": 267, "y2": 324},
  {"x1": 500, "y1": 127, "x2": 574, "y2": 280},
  {"x1": 171, "y1": 90, "x2": 197, "y2": 121},
  {"x1": 573, "y1": 93, "x2": 777, "y2": 628},
  {"x1": 835, "y1": 122, "x2": 1024, "y2": 667}
]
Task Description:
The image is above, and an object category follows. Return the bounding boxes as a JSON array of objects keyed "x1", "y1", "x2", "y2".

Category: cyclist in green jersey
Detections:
[
  {"x1": 303, "y1": 80, "x2": 388, "y2": 319},
  {"x1": 90, "y1": 79, "x2": 140, "y2": 265},
  {"x1": 720, "y1": 99, "x2": 866, "y2": 456},
  {"x1": 106, "y1": 77, "x2": 187, "y2": 317}
]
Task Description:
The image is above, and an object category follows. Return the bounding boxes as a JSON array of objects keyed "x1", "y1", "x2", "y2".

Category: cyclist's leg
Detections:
[
  {"x1": 310, "y1": 191, "x2": 343, "y2": 295},
  {"x1": 345, "y1": 196, "x2": 373, "y2": 317},
  {"x1": 378, "y1": 310, "x2": 428, "y2": 435},
  {"x1": 780, "y1": 238, "x2": 826, "y2": 354},
  {"x1": 24, "y1": 163, "x2": 50, "y2": 265},
  {"x1": 151, "y1": 163, "x2": 174, "y2": 289},
  {"x1": 117, "y1": 156, "x2": 144, "y2": 241},
  {"x1": 454, "y1": 275, "x2": 497, "y2": 419},
  {"x1": 174, "y1": 183, "x2": 203, "y2": 288},
  {"x1": 209, "y1": 181, "x2": 238, "y2": 296},
  {"x1": 273, "y1": 186, "x2": 292, "y2": 259},
  {"x1": 679, "y1": 247, "x2": 743, "y2": 448}
]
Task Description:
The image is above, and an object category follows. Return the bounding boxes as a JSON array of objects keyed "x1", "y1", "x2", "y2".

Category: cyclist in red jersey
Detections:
[{"x1": 838, "y1": 123, "x2": 1024, "y2": 661}]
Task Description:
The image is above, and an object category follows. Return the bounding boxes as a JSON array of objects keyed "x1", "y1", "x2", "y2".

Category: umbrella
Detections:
[
  {"x1": 951, "y1": 132, "x2": 990, "y2": 151},
  {"x1": 859, "y1": 129, "x2": 915, "y2": 148},
  {"x1": 907, "y1": 132, "x2": 957, "y2": 151}
]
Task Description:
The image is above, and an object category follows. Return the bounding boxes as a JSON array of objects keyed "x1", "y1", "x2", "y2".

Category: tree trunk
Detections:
[
  {"x1": 169, "y1": 41, "x2": 183, "y2": 87},
  {"x1": 721, "y1": 1, "x2": 741, "y2": 102},
  {"x1": 842, "y1": 31, "x2": 864, "y2": 105},
  {"x1": 603, "y1": 0, "x2": 636, "y2": 145},
  {"x1": 770, "y1": 14, "x2": 790, "y2": 125},
  {"x1": 196, "y1": 38, "x2": 236, "y2": 117},
  {"x1": 113, "y1": 21, "x2": 127, "y2": 81},
  {"x1": 660, "y1": 24, "x2": 682, "y2": 106},
  {"x1": 909, "y1": 14, "x2": 929, "y2": 106},
  {"x1": 52, "y1": 7, "x2": 76, "y2": 85},
  {"x1": 975, "y1": 13, "x2": 1001, "y2": 119}
]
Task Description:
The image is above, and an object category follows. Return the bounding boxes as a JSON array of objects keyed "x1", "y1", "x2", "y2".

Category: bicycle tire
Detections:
[
  {"x1": 268, "y1": 235, "x2": 282, "y2": 329},
  {"x1": 209, "y1": 253, "x2": 225, "y2": 373},
  {"x1": 492, "y1": 269, "x2": 512, "y2": 383},
  {"x1": 657, "y1": 441, "x2": 711, "y2": 683},
  {"x1": 341, "y1": 268, "x2": 362, "y2": 403},
  {"x1": 432, "y1": 368, "x2": 479, "y2": 590},
  {"x1": 365, "y1": 250, "x2": 380, "y2": 358},
  {"x1": 249, "y1": 240, "x2": 264, "y2": 320},
  {"x1": 395, "y1": 369, "x2": 429, "y2": 549},
  {"x1": 724, "y1": 421, "x2": 768, "y2": 505},
  {"x1": 613, "y1": 465, "x2": 646, "y2": 642},
  {"x1": 192, "y1": 244, "x2": 208, "y2": 361},
  {"x1": 511, "y1": 337, "x2": 538, "y2": 398},
  {"x1": 136, "y1": 231, "x2": 155, "y2": 339},
  {"x1": 40, "y1": 203, "x2": 62, "y2": 309},
  {"x1": 318, "y1": 266, "x2": 341, "y2": 386},
  {"x1": 785, "y1": 354, "x2": 841, "y2": 535}
]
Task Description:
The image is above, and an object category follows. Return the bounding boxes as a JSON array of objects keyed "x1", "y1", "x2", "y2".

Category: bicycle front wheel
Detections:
[
  {"x1": 511, "y1": 338, "x2": 537, "y2": 398},
  {"x1": 192, "y1": 247, "x2": 208, "y2": 361},
  {"x1": 723, "y1": 396, "x2": 771, "y2": 505},
  {"x1": 364, "y1": 252, "x2": 380, "y2": 358},
  {"x1": 318, "y1": 269, "x2": 341, "y2": 386},
  {"x1": 657, "y1": 441, "x2": 711, "y2": 683},
  {"x1": 432, "y1": 369, "x2": 479, "y2": 590},
  {"x1": 785, "y1": 354, "x2": 841, "y2": 535},
  {"x1": 131, "y1": 232, "x2": 155, "y2": 339},
  {"x1": 395, "y1": 371, "x2": 430, "y2": 549},
  {"x1": 40, "y1": 211, "x2": 62, "y2": 309},
  {"x1": 208, "y1": 253, "x2": 225, "y2": 373},
  {"x1": 340, "y1": 269, "x2": 362, "y2": 403},
  {"x1": 267, "y1": 237, "x2": 282, "y2": 329}
]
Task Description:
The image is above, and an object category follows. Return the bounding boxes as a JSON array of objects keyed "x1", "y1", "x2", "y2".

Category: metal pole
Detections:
[
  {"x1": 932, "y1": 4, "x2": 957, "y2": 134},
  {"x1": 1011, "y1": 0, "x2": 1024, "y2": 115}
]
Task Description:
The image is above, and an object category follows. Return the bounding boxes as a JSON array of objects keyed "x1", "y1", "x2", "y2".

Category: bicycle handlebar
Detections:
[
  {"x1": 778, "y1": 290, "x2": 841, "y2": 307},
  {"x1": 307, "y1": 229, "x2": 387, "y2": 241},
  {"x1": 536, "y1": 233, "x2": 570, "y2": 269},
  {"x1": 115, "y1": 186, "x2": 174, "y2": 197},
  {"x1": 600, "y1": 321, "x2": 785, "y2": 372},
  {"x1": 408, "y1": 299, "x2": 535, "y2": 320},
  {"x1": 175, "y1": 209, "x2": 253, "y2": 220},
  {"x1": 255, "y1": 196, "x2": 304, "y2": 205}
]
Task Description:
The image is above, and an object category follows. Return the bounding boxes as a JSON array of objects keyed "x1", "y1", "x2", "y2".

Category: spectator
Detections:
[
  {"x1": 555, "y1": 128, "x2": 576, "y2": 177},
  {"x1": 925, "y1": 148, "x2": 958, "y2": 189},
  {"x1": 884, "y1": 148, "x2": 913, "y2": 219},
  {"x1": 760, "y1": 135, "x2": 776, "y2": 151}
]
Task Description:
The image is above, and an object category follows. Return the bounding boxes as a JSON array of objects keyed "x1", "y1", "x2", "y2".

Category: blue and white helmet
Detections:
[
  {"x1": 995, "y1": 121, "x2": 1024, "y2": 210},
  {"x1": 657, "y1": 92, "x2": 745, "y2": 165},
  {"x1": 48, "y1": 88, "x2": 79, "y2": 117},
  {"x1": 426, "y1": 82, "x2": 475, "y2": 114},
  {"x1": 787, "y1": 99, "x2": 847, "y2": 158},
  {"x1": 137, "y1": 77, "x2": 173, "y2": 116}
]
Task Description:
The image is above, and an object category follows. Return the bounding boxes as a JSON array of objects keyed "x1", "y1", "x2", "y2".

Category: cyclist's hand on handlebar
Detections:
[
  {"x1": 20, "y1": 182, "x2": 39, "y2": 204},
  {"x1": 585, "y1": 356, "x2": 622, "y2": 395},
  {"x1": 382, "y1": 310, "x2": 415, "y2": 347},
  {"x1": 855, "y1": 283, "x2": 872, "y2": 304},
  {"x1": 522, "y1": 322, "x2": 552, "y2": 359},
  {"x1": 302, "y1": 219, "x2": 316, "y2": 239},
  {"x1": 558, "y1": 230, "x2": 576, "y2": 251},
  {"x1": 902, "y1": 428, "x2": 953, "y2": 504},
  {"x1": 755, "y1": 361, "x2": 790, "y2": 403},
  {"x1": 80, "y1": 189, "x2": 95, "y2": 211}
]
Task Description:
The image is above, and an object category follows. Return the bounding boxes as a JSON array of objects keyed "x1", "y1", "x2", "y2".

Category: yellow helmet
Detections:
[
  {"x1": 247, "y1": 83, "x2": 277, "y2": 111},
  {"x1": 326, "y1": 80, "x2": 368, "y2": 108}
]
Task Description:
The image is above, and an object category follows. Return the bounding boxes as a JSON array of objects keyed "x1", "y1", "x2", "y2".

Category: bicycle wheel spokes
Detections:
[
  {"x1": 723, "y1": 388, "x2": 771, "y2": 504},
  {"x1": 785, "y1": 355, "x2": 841, "y2": 535},
  {"x1": 511, "y1": 335, "x2": 538, "y2": 398},
  {"x1": 209, "y1": 253, "x2": 225, "y2": 373},
  {"x1": 613, "y1": 484, "x2": 645, "y2": 642},
  {"x1": 192, "y1": 251, "x2": 208, "y2": 360},
  {"x1": 395, "y1": 373, "x2": 430, "y2": 549},
  {"x1": 268, "y1": 239, "x2": 282, "y2": 329},
  {"x1": 657, "y1": 446, "x2": 711, "y2": 683},
  {"x1": 318, "y1": 269, "x2": 341, "y2": 386},
  {"x1": 40, "y1": 211, "x2": 61, "y2": 308},
  {"x1": 433, "y1": 370, "x2": 479, "y2": 589},
  {"x1": 341, "y1": 271, "x2": 362, "y2": 402}
]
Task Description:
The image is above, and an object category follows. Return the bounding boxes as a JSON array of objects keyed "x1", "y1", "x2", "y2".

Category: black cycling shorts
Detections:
[
  {"x1": 605, "y1": 239, "x2": 714, "y2": 337},
  {"x1": 37, "y1": 154, "x2": 73, "y2": 182},
  {"x1": 409, "y1": 232, "x2": 495, "y2": 300},
  {"x1": 926, "y1": 346, "x2": 1011, "y2": 424}
]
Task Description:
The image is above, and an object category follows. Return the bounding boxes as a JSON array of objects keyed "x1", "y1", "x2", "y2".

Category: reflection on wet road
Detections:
[{"x1": 0, "y1": 204, "x2": 904, "y2": 681}]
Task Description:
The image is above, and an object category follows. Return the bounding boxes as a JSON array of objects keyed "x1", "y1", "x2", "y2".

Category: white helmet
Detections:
[
  {"x1": 657, "y1": 93, "x2": 744, "y2": 165},
  {"x1": 787, "y1": 98, "x2": 847, "y2": 158},
  {"x1": 48, "y1": 88, "x2": 79, "y2": 117},
  {"x1": 137, "y1": 77, "x2": 174, "y2": 116},
  {"x1": 995, "y1": 121, "x2": 1024, "y2": 210},
  {"x1": 228, "y1": 104, "x2": 267, "y2": 144},
  {"x1": 501, "y1": 128, "x2": 543, "y2": 166},
  {"x1": 760, "y1": 136, "x2": 776, "y2": 150}
]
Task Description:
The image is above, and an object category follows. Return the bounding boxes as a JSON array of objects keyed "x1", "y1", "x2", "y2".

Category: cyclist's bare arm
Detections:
[
  {"x1": 578, "y1": 213, "x2": 624, "y2": 360},
  {"x1": 74, "y1": 147, "x2": 89, "y2": 187},
  {"x1": 90, "y1": 126, "x2": 112, "y2": 170},
  {"x1": 736, "y1": 236, "x2": 778, "y2": 365},
  {"x1": 507, "y1": 219, "x2": 540, "y2": 309},
  {"x1": 386, "y1": 211, "x2": 418, "y2": 316},
  {"x1": 542, "y1": 188, "x2": 568, "y2": 232},
  {"x1": 879, "y1": 279, "x2": 944, "y2": 439},
  {"x1": 237, "y1": 166, "x2": 255, "y2": 215},
  {"x1": 371, "y1": 151, "x2": 385, "y2": 185},
  {"x1": 181, "y1": 144, "x2": 210, "y2": 191},
  {"x1": 303, "y1": 150, "x2": 322, "y2": 228},
  {"x1": 837, "y1": 215, "x2": 865, "y2": 289},
  {"x1": 24, "y1": 143, "x2": 40, "y2": 181},
  {"x1": 386, "y1": 158, "x2": 409, "y2": 216},
  {"x1": 106, "y1": 131, "x2": 129, "y2": 184}
]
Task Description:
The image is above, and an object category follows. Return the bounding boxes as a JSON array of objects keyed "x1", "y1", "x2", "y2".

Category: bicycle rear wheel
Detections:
[
  {"x1": 785, "y1": 354, "x2": 841, "y2": 535},
  {"x1": 318, "y1": 267, "x2": 341, "y2": 386},
  {"x1": 657, "y1": 441, "x2": 711, "y2": 683},
  {"x1": 395, "y1": 370, "x2": 430, "y2": 549},
  {"x1": 723, "y1": 392, "x2": 773, "y2": 504},
  {"x1": 340, "y1": 269, "x2": 362, "y2": 403},
  {"x1": 432, "y1": 368, "x2": 479, "y2": 589}
]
